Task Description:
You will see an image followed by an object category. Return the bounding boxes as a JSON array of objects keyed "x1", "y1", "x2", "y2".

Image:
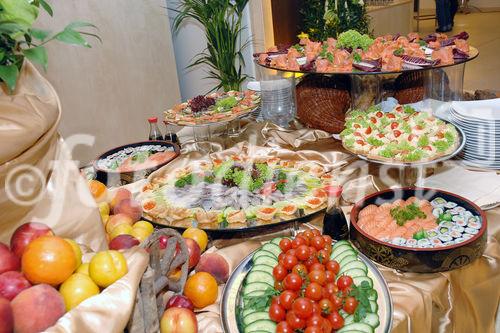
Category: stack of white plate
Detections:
[{"x1": 450, "y1": 99, "x2": 500, "y2": 169}]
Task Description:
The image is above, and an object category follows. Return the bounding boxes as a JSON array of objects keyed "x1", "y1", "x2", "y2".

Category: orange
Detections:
[
  {"x1": 183, "y1": 272, "x2": 218, "y2": 308},
  {"x1": 59, "y1": 273, "x2": 100, "y2": 310},
  {"x1": 22, "y1": 236, "x2": 77, "y2": 286},
  {"x1": 182, "y1": 228, "x2": 208, "y2": 252},
  {"x1": 89, "y1": 250, "x2": 128, "y2": 287},
  {"x1": 88, "y1": 180, "x2": 107, "y2": 203}
]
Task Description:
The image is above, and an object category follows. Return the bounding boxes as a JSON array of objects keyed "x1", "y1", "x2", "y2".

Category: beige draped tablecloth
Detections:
[{"x1": 177, "y1": 121, "x2": 500, "y2": 333}]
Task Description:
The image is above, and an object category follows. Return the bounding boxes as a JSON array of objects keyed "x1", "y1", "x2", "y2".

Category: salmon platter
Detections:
[
  {"x1": 340, "y1": 105, "x2": 461, "y2": 163},
  {"x1": 164, "y1": 90, "x2": 260, "y2": 126},
  {"x1": 254, "y1": 30, "x2": 474, "y2": 74},
  {"x1": 138, "y1": 155, "x2": 334, "y2": 231},
  {"x1": 220, "y1": 234, "x2": 393, "y2": 333}
]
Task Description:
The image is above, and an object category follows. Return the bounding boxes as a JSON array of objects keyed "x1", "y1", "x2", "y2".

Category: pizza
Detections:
[
  {"x1": 138, "y1": 155, "x2": 334, "y2": 229},
  {"x1": 340, "y1": 105, "x2": 460, "y2": 163},
  {"x1": 164, "y1": 90, "x2": 260, "y2": 126}
]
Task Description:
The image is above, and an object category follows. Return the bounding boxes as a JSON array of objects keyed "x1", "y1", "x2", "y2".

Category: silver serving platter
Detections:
[
  {"x1": 221, "y1": 244, "x2": 393, "y2": 333},
  {"x1": 164, "y1": 105, "x2": 260, "y2": 128}
]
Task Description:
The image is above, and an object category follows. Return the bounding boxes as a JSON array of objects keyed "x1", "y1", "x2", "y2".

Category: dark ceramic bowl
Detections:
[
  {"x1": 93, "y1": 141, "x2": 180, "y2": 187},
  {"x1": 350, "y1": 187, "x2": 487, "y2": 272}
]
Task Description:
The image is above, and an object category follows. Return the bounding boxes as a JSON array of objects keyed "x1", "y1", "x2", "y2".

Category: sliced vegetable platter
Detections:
[{"x1": 221, "y1": 233, "x2": 393, "y2": 333}]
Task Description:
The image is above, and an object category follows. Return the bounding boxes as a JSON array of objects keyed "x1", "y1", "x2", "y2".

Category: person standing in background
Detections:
[
  {"x1": 435, "y1": 0, "x2": 453, "y2": 32},
  {"x1": 450, "y1": 0, "x2": 459, "y2": 27}
]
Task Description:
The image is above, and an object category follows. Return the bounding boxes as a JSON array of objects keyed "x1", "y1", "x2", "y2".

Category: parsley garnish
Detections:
[
  {"x1": 353, "y1": 52, "x2": 362, "y2": 63},
  {"x1": 243, "y1": 288, "x2": 280, "y2": 311},
  {"x1": 393, "y1": 47, "x2": 404, "y2": 56},
  {"x1": 390, "y1": 203, "x2": 426, "y2": 226},
  {"x1": 326, "y1": 52, "x2": 334, "y2": 63},
  {"x1": 349, "y1": 281, "x2": 372, "y2": 322}
]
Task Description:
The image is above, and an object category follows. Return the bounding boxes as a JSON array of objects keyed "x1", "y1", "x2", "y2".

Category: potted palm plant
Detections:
[{"x1": 171, "y1": 0, "x2": 250, "y2": 92}]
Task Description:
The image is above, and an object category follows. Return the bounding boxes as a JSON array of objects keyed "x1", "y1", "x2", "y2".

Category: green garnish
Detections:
[
  {"x1": 393, "y1": 47, "x2": 404, "y2": 56},
  {"x1": 413, "y1": 229, "x2": 428, "y2": 240},
  {"x1": 344, "y1": 137, "x2": 355, "y2": 148},
  {"x1": 319, "y1": 43, "x2": 328, "y2": 58},
  {"x1": 326, "y1": 52, "x2": 334, "y2": 62},
  {"x1": 397, "y1": 140, "x2": 415, "y2": 152},
  {"x1": 243, "y1": 288, "x2": 280, "y2": 311},
  {"x1": 336, "y1": 30, "x2": 374, "y2": 51},
  {"x1": 131, "y1": 151, "x2": 151, "y2": 164},
  {"x1": 439, "y1": 212, "x2": 453, "y2": 221},
  {"x1": 401, "y1": 122, "x2": 411, "y2": 134},
  {"x1": 353, "y1": 52, "x2": 362, "y2": 63},
  {"x1": 291, "y1": 43, "x2": 304, "y2": 53},
  {"x1": 403, "y1": 105, "x2": 417, "y2": 114},
  {"x1": 367, "y1": 137, "x2": 384, "y2": 147},
  {"x1": 390, "y1": 203, "x2": 426, "y2": 226},
  {"x1": 379, "y1": 148, "x2": 395, "y2": 158},
  {"x1": 444, "y1": 131, "x2": 455, "y2": 145},
  {"x1": 349, "y1": 280, "x2": 373, "y2": 322},
  {"x1": 417, "y1": 135, "x2": 429, "y2": 147},
  {"x1": 215, "y1": 96, "x2": 238, "y2": 109},
  {"x1": 418, "y1": 40, "x2": 427, "y2": 47},
  {"x1": 432, "y1": 140, "x2": 450, "y2": 152},
  {"x1": 175, "y1": 173, "x2": 194, "y2": 188},
  {"x1": 404, "y1": 149, "x2": 424, "y2": 162}
]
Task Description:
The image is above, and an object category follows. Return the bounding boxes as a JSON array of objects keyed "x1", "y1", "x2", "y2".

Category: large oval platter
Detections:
[{"x1": 221, "y1": 237, "x2": 393, "y2": 333}]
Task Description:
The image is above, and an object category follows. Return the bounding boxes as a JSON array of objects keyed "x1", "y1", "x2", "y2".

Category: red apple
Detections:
[
  {"x1": 165, "y1": 295, "x2": 194, "y2": 311},
  {"x1": 108, "y1": 234, "x2": 140, "y2": 250},
  {"x1": 0, "y1": 271, "x2": 31, "y2": 301},
  {"x1": 0, "y1": 297, "x2": 13, "y2": 333},
  {"x1": 184, "y1": 238, "x2": 201, "y2": 269},
  {"x1": 10, "y1": 222, "x2": 53, "y2": 258},
  {"x1": 160, "y1": 307, "x2": 197, "y2": 333},
  {"x1": 0, "y1": 243, "x2": 20, "y2": 274}
]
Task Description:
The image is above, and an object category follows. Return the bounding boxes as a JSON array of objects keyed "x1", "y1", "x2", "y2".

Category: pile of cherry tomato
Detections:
[{"x1": 270, "y1": 229, "x2": 358, "y2": 333}]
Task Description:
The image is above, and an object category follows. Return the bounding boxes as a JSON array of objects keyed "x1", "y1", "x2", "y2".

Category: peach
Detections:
[
  {"x1": 0, "y1": 242, "x2": 20, "y2": 274},
  {"x1": 11, "y1": 284, "x2": 65, "y2": 333},
  {"x1": 113, "y1": 199, "x2": 142, "y2": 221},
  {"x1": 110, "y1": 188, "x2": 132, "y2": 210},
  {"x1": 0, "y1": 271, "x2": 31, "y2": 301},
  {"x1": 195, "y1": 253, "x2": 229, "y2": 284},
  {"x1": 0, "y1": 297, "x2": 13, "y2": 333},
  {"x1": 160, "y1": 307, "x2": 197, "y2": 333},
  {"x1": 10, "y1": 222, "x2": 53, "y2": 258},
  {"x1": 108, "y1": 234, "x2": 140, "y2": 250},
  {"x1": 105, "y1": 214, "x2": 134, "y2": 234},
  {"x1": 184, "y1": 238, "x2": 201, "y2": 269}
]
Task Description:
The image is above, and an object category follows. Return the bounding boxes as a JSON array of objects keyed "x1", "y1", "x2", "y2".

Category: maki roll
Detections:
[
  {"x1": 445, "y1": 201, "x2": 458, "y2": 209},
  {"x1": 406, "y1": 238, "x2": 418, "y2": 247},
  {"x1": 391, "y1": 237, "x2": 407, "y2": 246},
  {"x1": 439, "y1": 221, "x2": 454, "y2": 229},
  {"x1": 465, "y1": 227, "x2": 479, "y2": 235},
  {"x1": 439, "y1": 226, "x2": 450, "y2": 234},
  {"x1": 433, "y1": 207, "x2": 444, "y2": 217},
  {"x1": 467, "y1": 217, "x2": 481, "y2": 229},
  {"x1": 417, "y1": 239, "x2": 431, "y2": 247},
  {"x1": 431, "y1": 197, "x2": 447, "y2": 207},
  {"x1": 427, "y1": 230, "x2": 439, "y2": 238},
  {"x1": 430, "y1": 238, "x2": 443, "y2": 247},
  {"x1": 438, "y1": 234, "x2": 453, "y2": 242},
  {"x1": 452, "y1": 225, "x2": 465, "y2": 233},
  {"x1": 450, "y1": 230, "x2": 462, "y2": 238}
]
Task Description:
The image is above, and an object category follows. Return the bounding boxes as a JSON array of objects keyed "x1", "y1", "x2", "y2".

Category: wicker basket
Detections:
[
  {"x1": 394, "y1": 69, "x2": 451, "y2": 104},
  {"x1": 296, "y1": 74, "x2": 351, "y2": 134},
  {"x1": 128, "y1": 228, "x2": 189, "y2": 333}
]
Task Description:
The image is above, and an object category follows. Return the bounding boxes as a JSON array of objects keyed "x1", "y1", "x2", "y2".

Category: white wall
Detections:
[{"x1": 166, "y1": 1, "x2": 256, "y2": 100}]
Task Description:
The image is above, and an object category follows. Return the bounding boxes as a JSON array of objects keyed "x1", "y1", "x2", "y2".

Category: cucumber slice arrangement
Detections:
[{"x1": 239, "y1": 237, "x2": 381, "y2": 333}]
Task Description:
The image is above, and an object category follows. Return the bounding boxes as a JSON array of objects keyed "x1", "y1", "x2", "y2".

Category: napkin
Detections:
[{"x1": 416, "y1": 164, "x2": 500, "y2": 207}]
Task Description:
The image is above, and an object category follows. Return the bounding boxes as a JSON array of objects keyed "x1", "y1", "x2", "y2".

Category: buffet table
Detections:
[{"x1": 174, "y1": 121, "x2": 500, "y2": 333}]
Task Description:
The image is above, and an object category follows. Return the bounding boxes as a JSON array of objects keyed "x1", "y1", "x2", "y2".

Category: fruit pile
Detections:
[
  {"x1": 0, "y1": 222, "x2": 128, "y2": 333},
  {"x1": 88, "y1": 180, "x2": 155, "y2": 249},
  {"x1": 240, "y1": 230, "x2": 380, "y2": 333}
]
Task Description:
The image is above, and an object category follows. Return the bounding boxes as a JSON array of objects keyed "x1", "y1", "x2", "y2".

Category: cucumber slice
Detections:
[
  {"x1": 344, "y1": 314, "x2": 355, "y2": 325},
  {"x1": 253, "y1": 255, "x2": 277, "y2": 267},
  {"x1": 363, "y1": 313, "x2": 380, "y2": 328},
  {"x1": 245, "y1": 271, "x2": 274, "y2": 286},
  {"x1": 339, "y1": 260, "x2": 367, "y2": 275},
  {"x1": 241, "y1": 307, "x2": 269, "y2": 318},
  {"x1": 252, "y1": 250, "x2": 276, "y2": 262},
  {"x1": 261, "y1": 243, "x2": 281, "y2": 257},
  {"x1": 331, "y1": 244, "x2": 353, "y2": 259},
  {"x1": 340, "y1": 268, "x2": 367, "y2": 279},
  {"x1": 243, "y1": 319, "x2": 277, "y2": 333},
  {"x1": 339, "y1": 309, "x2": 349, "y2": 318},
  {"x1": 243, "y1": 282, "x2": 272, "y2": 296},
  {"x1": 338, "y1": 322, "x2": 374, "y2": 333},
  {"x1": 271, "y1": 237, "x2": 285, "y2": 245},
  {"x1": 335, "y1": 249, "x2": 356, "y2": 263},
  {"x1": 367, "y1": 289, "x2": 378, "y2": 301},
  {"x1": 332, "y1": 240, "x2": 351, "y2": 250},
  {"x1": 251, "y1": 264, "x2": 274, "y2": 274},
  {"x1": 369, "y1": 300, "x2": 378, "y2": 313},
  {"x1": 353, "y1": 276, "x2": 373, "y2": 289},
  {"x1": 339, "y1": 254, "x2": 358, "y2": 268},
  {"x1": 243, "y1": 312, "x2": 270, "y2": 326}
]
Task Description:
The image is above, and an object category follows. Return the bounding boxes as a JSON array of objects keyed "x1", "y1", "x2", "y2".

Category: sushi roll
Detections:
[
  {"x1": 452, "y1": 225, "x2": 465, "y2": 233},
  {"x1": 431, "y1": 197, "x2": 447, "y2": 207},
  {"x1": 439, "y1": 221, "x2": 454, "y2": 228},
  {"x1": 445, "y1": 201, "x2": 458, "y2": 209},
  {"x1": 454, "y1": 237, "x2": 466, "y2": 243},
  {"x1": 465, "y1": 227, "x2": 479, "y2": 235},
  {"x1": 455, "y1": 206, "x2": 466, "y2": 213},
  {"x1": 452, "y1": 215, "x2": 465, "y2": 223},
  {"x1": 463, "y1": 233, "x2": 473, "y2": 239},
  {"x1": 427, "y1": 230, "x2": 439, "y2": 238},
  {"x1": 406, "y1": 238, "x2": 418, "y2": 247},
  {"x1": 391, "y1": 237, "x2": 406, "y2": 246},
  {"x1": 439, "y1": 226, "x2": 450, "y2": 234},
  {"x1": 467, "y1": 217, "x2": 481, "y2": 229},
  {"x1": 432, "y1": 207, "x2": 444, "y2": 217},
  {"x1": 430, "y1": 238, "x2": 443, "y2": 247},
  {"x1": 438, "y1": 234, "x2": 453, "y2": 242},
  {"x1": 417, "y1": 239, "x2": 431, "y2": 247},
  {"x1": 450, "y1": 230, "x2": 462, "y2": 238}
]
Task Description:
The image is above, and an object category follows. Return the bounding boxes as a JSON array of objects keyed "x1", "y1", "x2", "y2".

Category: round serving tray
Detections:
[
  {"x1": 256, "y1": 47, "x2": 478, "y2": 76},
  {"x1": 350, "y1": 187, "x2": 488, "y2": 273},
  {"x1": 142, "y1": 207, "x2": 326, "y2": 239},
  {"x1": 93, "y1": 141, "x2": 180, "y2": 186},
  {"x1": 343, "y1": 118, "x2": 466, "y2": 168},
  {"x1": 164, "y1": 105, "x2": 260, "y2": 128},
  {"x1": 221, "y1": 246, "x2": 393, "y2": 333}
]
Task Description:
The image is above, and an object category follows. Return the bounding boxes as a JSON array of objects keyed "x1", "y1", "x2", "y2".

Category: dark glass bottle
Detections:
[
  {"x1": 163, "y1": 120, "x2": 179, "y2": 144},
  {"x1": 322, "y1": 186, "x2": 349, "y2": 241},
  {"x1": 148, "y1": 117, "x2": 163, "y2": 141}
]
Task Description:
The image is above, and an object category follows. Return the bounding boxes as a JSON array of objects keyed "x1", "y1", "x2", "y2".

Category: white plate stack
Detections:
[{"x1": 450, "y1": 99, "x2": 500, "y2": 169}]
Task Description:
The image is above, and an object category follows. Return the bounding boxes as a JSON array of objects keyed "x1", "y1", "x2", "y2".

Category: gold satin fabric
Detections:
[{"x1": 172, "y1": 122, "x2": 500, "y2": 333}]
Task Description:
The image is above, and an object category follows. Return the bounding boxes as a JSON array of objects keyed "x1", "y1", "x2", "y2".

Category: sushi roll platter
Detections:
[{"x1": 350, "y1": 187, "x2": 487, "y2": 272}]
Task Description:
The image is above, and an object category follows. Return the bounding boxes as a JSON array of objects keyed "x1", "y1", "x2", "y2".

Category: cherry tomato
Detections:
[
  {"x1": 311, "y1": 229, "x2": 321, "y2": 237},
  {"x1": 393, "y1": 130, "x2": 402, "y2": 138},
  {"x1": 355, "y1": 139, "x2": 366, "y2": 145},
  {"x1": 354, "y1": 132, "x2": 362, "y2": 137},
  {"x1": 271, "y1": 296, "x2": 281, "y2": 307},
  {"x1": 274, "y1": 280, "x2": 284, "y2": 292},
  {"x1": 377, "y1": 133, "x2": 385, "y2": 138},
  {"x1": 322, "y1": 282, "x2": 338, "y2": 300},
  {"x1": 326, "y1": 260, "x2": 340, "y2": 274},
  {"x1": 307, "y1": 314, "x2": 324, "y2": 327},
  {"x1": 308, "y1": 246, "x2": 317, "y2": 257},
  {"x1": 279, "y1": 238, "x2": 292, "y2": 252},
  {"x1": 269, "y1": 303, "x2": 286, "y2": 322},
  {"x1": 279, "y1": 290, "x2": 297, "y2": 310},
  {"x1": 292, "y1": 297, "x2": 313, "y2": 319},
  {"x1": 283, "y1": 273, "x2": 302, "y2": 291},
  {"x1": 331, "y1": 294, "x2": 343, "y2": 310},
  {"x1": 391, "y1": 121, "x2": 399, "y2": 129},
  {"x1": 353, "y1": 123, "x2": 361, "y2": 129},
  {"x1": 317, "y1": 249, "x2": 330, "y2": 264},
  {"x1": 322, "y1": 243, "x2": 332, "y2": 254},
  {"x1": 370, "y1": 117, "x2": 377, "y2": 124},
  {"x1": 311, "y1": 236, "x2": 325, "y2": 251},
  {"x1": 292, "y1": 236, "x2": 307, "y2": 248},
  {"x1": 365, "y1": 126, "x2": 372, "y2": 135},
  {"x1": 309, "y1": 263, "x2": 325, "y2": 272},
  {"x1": 311, "y1": 301, "x2": 321, "y2": 316},
  {"x1": 292, "y1": 264, "x2": 308, "y2": 276},
  {"x1": 283, "y1": 254, "x2": 299, "y2": 270},
  {"x1": 286, "y1": 249, "x2": 297, "y2": 257},
  {"x1": 321, "y1": 234, "x2": 332, "y2": 245},
  {"x1": 337, "y1": 275, "x2": 353, "y2": 291},
  {"x1": 343, "y1": 296, "x2": 358, "y2": 314},
  {"x1": 304, "y1": 256, "x2": 319, "y2": 269},
  {"x1": 286, "y1": 310, "x2": 306, "y2": 329},
  {"x1": 278, "y1": 253, "x2": 286, "y2": 263},
  {"x1": 327, "y1": 310, "x2": 344, "y2": 330},
  {"x1": 305, "y1": 326, "x2": 322, "y2": 333},
  {"x1": 376, "y1": 111, "x2": 383, "y2": 118},
  {"x1": 276, "y1": 321, "x2": 293, "y2": 333},
  {"x1": 303, "y1": 230, "x2": 314, "y2": 240},
  {"x1": 308, "y1": 270, "x2": 326, "y2": 285},
  {"x1": 423, "y1": 145, "x2": 433, "y2": 151},
  {"x1": 319, "y1": 298, "x2": 334, "y2": 315},
  {"x1": 305, "y1": 282, "x2": 323, "y2": 301},
  {"x1": 273, "y1": 264, "x2": 287, "y2": 281},
  {"x1": 296, "y1": 245, "x2": 310, "y2": 261},
  {"x1": 324, "y1": 270, "x2": 335, "y2": 283},
  {"x1": 322, "y1": 318, "x2": 333, "y2": 333},
  {"x1": 387, "y1": 113, "x2": 396, "y2": 119}
]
